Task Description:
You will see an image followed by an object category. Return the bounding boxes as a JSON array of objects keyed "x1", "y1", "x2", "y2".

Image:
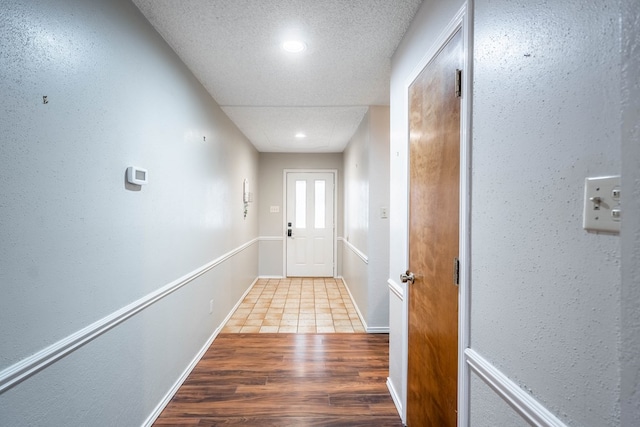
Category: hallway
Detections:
[
  {"x1": 152, "y1": 278, "x2": 396, "y2": 425},
  {"x1": 2, "y1": 1, "x2": 634, "y2": 426},
  {"x1": 153, "y1": 333, "x2": 400, "y2": 426},
  {"x1": 222, "y1": 278, "x2": 365, "y2": 334}
]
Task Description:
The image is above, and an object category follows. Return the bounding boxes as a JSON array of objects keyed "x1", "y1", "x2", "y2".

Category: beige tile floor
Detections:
[{"x1": 221, "y1": 278, "x2": 365, "y2": 333}]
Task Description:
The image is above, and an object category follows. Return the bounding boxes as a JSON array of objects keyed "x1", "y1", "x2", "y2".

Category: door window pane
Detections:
[
  {"x1": 315, "y1": 180, "x2": 325, "y2": 229},
  {"x1": 296, "y1": 180, "x2": 306, "y2": 228}
]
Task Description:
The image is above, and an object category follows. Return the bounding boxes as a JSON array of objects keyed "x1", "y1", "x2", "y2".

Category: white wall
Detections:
[
  {"x1": 471, "y1": 1, "x2": 621, "y2": 425},
  {"x1": 469, "y1": 374, "x2": 530, "y2": 427},
  {"x1": 343, "y1": 110, "x2": 371, "y2": 322},
  {"x1": 0, "y1": 0, "x2": 259, "y2": 425},
  {"x1": 257, "y1": 153, "x2": 343, "y2": 277},
  {"x1": 342, "y1": 106, "x2": 390, "y2": 331},
  {"x1": 389, "y1": 0, "x2": 632, "y2": 425},
  {"x1": 368, "y1": 106, "x2": 391, "y2": 329}
]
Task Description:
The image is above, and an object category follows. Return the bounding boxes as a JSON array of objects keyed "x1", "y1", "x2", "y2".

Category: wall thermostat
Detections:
[
  {"x1": 127, "y1": 166, "x2": 148, "y2": 185},
  {"x1": 243, "y1": 179, "x2": 250, "y2": 203}
]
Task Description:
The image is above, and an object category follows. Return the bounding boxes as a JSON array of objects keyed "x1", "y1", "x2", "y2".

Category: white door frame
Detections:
[
  {"x1": 401, "y1": 3, "x2": 472, "y2": 425},
  {"x1": 282, "y1": 169, "x2": 338, "y2": 278}
]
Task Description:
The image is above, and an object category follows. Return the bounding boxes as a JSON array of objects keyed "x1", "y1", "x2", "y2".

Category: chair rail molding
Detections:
[
  {"x1": 338, "y1": 237, "x2": 369, "y2": 264},
  {"x1": 387, "y1": 278, "x2": 404, "y2": 300},
  {"x1": 259, "y1": 236, "x2": 284, "y2": 241},
  {"x1": 0, "y1": 238, "x2": 259, "y2": 394}
]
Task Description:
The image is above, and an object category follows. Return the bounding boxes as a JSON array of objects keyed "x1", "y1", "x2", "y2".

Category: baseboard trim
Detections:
[
  {"x1": 387, "y1": 377, "x2": 404, "y2": 423},
  {"x1": 339, "y1": 277, "x2": 368, "y2": 331},
  {"x1": 217, "y1": 277, "x2": 259, "y2": 332},
  {"x1": 258, "y1": 275, "x2": 285, "y2": 279},
  {"x1": 465, "y1": 348, "x2": 567, "y2": 427},
  {"x1": 142, "y1": 326, "x2": 220, "y2": 427},
  {"x1": 367, "y1": 326, "x2": 390, "y2": 333},
  {"x1": 338, "y1": 237, "x2": 369, "y2": 264},
  {"x1": 338, "y1": 277, "x2": 389, "y2": 334},
  {"x1": 0, "y1": 238, "x2": 259, "y2": 395},
  {"x1": 142, "y1": 276, "x2": 259, "y2": 426}
]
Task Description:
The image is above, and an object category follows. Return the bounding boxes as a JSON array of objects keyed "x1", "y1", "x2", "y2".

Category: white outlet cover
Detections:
[{"x1": 583, "y1": 175, "x2": 621, "y2": 233}]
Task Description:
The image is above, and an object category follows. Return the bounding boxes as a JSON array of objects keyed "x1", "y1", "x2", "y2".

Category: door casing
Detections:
[
  {"x1": 282, "y1": 169, "x2": 338, "y2": 278},
  {"x1": 399, "y1": 3, "x2": 472, "y2": 425},
  {"x1": 406, "y1": 27, "x2": 461, "y2": 426}
]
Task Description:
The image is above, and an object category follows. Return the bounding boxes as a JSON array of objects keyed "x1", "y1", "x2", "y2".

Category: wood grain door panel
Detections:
[{"x1": 407, "y1": 29, "x2": 462, "y2": 427}]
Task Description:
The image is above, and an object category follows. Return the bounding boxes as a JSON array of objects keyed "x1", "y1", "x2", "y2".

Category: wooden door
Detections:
[
  {"x1": 406, "y1": 29, "x2": 462, "y2": 426},
  {"x1": 285, "y1": 172, "x2": 335, "y2": 277}
]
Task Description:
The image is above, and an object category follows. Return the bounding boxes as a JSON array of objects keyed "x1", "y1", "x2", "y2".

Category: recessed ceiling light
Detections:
[
  {"x1": 282, "y1": 40, "x2": 307, "y2": 53},
  {"x1": 295, "y1": 132, "x2": 307, "y2": 138}
]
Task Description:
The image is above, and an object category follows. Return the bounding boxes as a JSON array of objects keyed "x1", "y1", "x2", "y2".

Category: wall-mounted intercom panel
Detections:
[{"x1": 127, "y1": 166, "x2": 148, "y2": 185}]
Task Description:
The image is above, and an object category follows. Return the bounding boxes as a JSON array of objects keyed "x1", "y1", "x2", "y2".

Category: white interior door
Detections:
[{"x1": 285, "y1": 172, "x2": 335, "y2": 277}]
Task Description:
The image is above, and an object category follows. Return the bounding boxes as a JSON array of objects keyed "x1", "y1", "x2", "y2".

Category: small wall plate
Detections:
[{"x1": 583, "y1": 175, "x2": 620, "y2": 233}]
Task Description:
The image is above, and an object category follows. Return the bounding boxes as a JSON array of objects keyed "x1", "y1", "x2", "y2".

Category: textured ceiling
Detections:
[{"x1": 132, "y1": 0, "x2": 423, "y2": 152}]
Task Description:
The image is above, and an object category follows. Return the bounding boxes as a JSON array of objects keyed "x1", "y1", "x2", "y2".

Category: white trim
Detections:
[
  {"x1": 402, "y1": 4, "x2": 472, "y2": 425},
  {"x1": 405, "y1": 7, "x2": 464, "y2": 87},
  {"x1": 388, "y1": 278, "x2": 404, "y2": 300},
  {"x1": 143, "y1": 276, "x2": 260, "y2": 427},
  {"x1": 0, "y1": 238, "x2": 259, "y2": 394},
  {"x1": 283, "y1": 169, "x2": 338, "y2": 278},
  {"x1": 387, "y1": 377, "x2": 404, "y2": 418},
  {"x1": 258, "y1": 275, "x2": 285, "y2": 279},
  {"x1": 142, "y1": 328, "x2": 219, "y2": 427},
  {"x1": 338, "y1": 277, "x2": 389, "y2": 333},
  {"x1": 458, "y1": 2, "x2": 473, "y2": 426},
  {"x1": 338, "y1": 237, "x2": 369, "y2": 264},
  {"x1": 465, "y1": 348, "x2": 568, "y2": 427},
  {"x1": 339, "y1": 277, "x2": 368, "y2": 330},
  {"x1": 222, "y1": 276, "x2": 260, "y2": 330},
  {"x1": 366, "y1": 326, "x2": 390, "y2": 333}
]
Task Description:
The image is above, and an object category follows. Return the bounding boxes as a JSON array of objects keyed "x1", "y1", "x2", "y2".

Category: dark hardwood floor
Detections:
[{"x1": 154, "y1": 333, "x2": 402, "y2": 426}]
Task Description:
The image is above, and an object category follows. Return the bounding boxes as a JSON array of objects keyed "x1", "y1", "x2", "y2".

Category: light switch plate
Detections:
[
  {"x1": 583, "y1": 175, "x2": 621, "y2": 233},
  {"x1": 270, "y1": 206, "x2": 280, "y2": 213}
]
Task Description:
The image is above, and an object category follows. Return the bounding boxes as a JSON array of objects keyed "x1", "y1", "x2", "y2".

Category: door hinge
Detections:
[
  {"x1": 455, "y1": 69, "x2": 462, "y2": 98},
  {"x1": 453, "y1": 257, "x2": 460, "y2": 286}
]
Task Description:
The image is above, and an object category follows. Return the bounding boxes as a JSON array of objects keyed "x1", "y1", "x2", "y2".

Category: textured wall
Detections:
[
  {"x1": 0, "y1": 0, "x2": 258, "y2": 424},
  {"x1": 471, "y1": 0, "x2": 621, "y2": 425},
  {"x1": 389, "y1": 0, "x2": 627, "y2": 425},
  {"x1": 469, "y1": 373, "x2": 531, "y2": 427}
]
